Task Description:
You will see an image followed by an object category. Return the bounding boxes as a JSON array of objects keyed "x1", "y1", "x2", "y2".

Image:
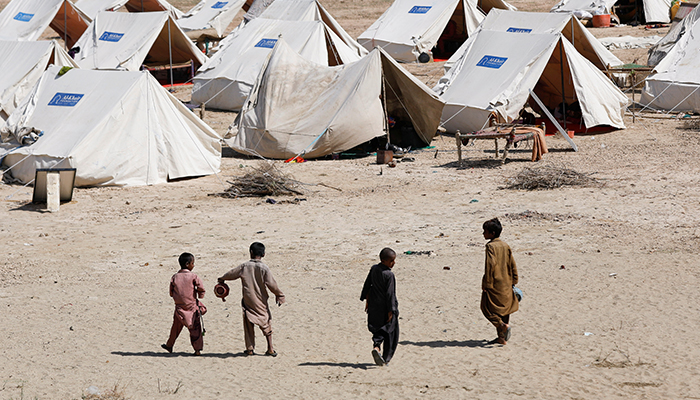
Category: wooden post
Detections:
[
  {"x1": 199, "y1": 103, "x2": 206, "y2": 119},
  {"x1": 632, "y1": 72, "x2": 636, "y2": 123},
  {"x1": 47, "y1": 172, "x2": 60, "y2": 212}
]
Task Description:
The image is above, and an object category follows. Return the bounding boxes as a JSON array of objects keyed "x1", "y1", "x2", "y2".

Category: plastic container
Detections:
[
  {"x1": 567, "y1": 130, "x2": 575, "y2": 138},
  {"x1": 592, "y1": 14, "x2": 611, "y2": 27}
]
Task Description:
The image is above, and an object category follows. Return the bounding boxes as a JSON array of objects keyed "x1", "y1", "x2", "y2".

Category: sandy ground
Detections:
[{"x1": 2, "y1": 0, "x2": 700, "y2": 399}]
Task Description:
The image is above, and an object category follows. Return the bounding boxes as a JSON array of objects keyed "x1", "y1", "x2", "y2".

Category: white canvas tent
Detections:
[
  {"x1": 0, "y1": 40, "x2": 78, "y2": 121},
  {"x1": 357, "y1": 0, "x2": 515, "y2": 63},
  {"x1": 358, "y1": 0, "x2": 483, "y2": 62},
  {"x1": 550, "y1": 0, "x2": 671, "y2": 24},
  {"x1": 641, "y1": 18, "x2": 700, "y2": 112},
  {"x1": 124, "y1": 0, "x2": 184, "y2": 19},
  {"x1": 436, "y1": 30, "x2": 628, "y2": 134},
  {"x1": 74, "y1": 0, "x2": 128, "y2": 19},
  {"x1": 648, "y1": 3, "x2": 700, "y2": 66},
  {"x1": 191, "y1": 18, "x2": 362, "y2": 111},
  {"x1": 0, "y1": 0, "x2": 90, "y2": 48},
  {"x1": 240, "y1": 0, "x2": 275, "y2": 23},
  {"x1": 228, "y1": 39, "x2": 444, "y2": 159},
  {"x1": 1, "y1": 66, "x2": 221, "y2": 187},
  {"x1": 442, "y1": 10, "x2": 621, "y2": 72},
  {"x1": 220, "y1": 0, "x2": 366, "y2": 58},
  {"x1": 178, "y1": 0, "x2": 247, "y2": 40},
  {"x1": 71, "y1": 11, "x2": 207, "y2": 71}
]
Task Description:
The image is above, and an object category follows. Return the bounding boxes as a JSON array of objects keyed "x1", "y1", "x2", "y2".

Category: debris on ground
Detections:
[
  {"x1": 504, "y1": 164, "x2": 602, "y2": 190},
  {"x1": 211, "y1": 162, "x2": 303, "y2": 198}
]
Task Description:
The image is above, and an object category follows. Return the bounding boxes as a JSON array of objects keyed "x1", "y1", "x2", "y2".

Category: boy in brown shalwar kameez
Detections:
[
  {"x1": 162, "y1": 253, "x2": 206, "y2": 355},
  {"x1": 218, "y1": 242, "x2": 285, "y2": 356},
  {"x1": 481, "y1": 218, "x2": 519, "y2": 345}
]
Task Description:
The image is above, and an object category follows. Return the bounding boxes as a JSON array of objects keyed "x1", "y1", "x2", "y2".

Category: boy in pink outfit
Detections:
[{"x1": 162, "y1": 253, "x2": 206, "y2": 355}]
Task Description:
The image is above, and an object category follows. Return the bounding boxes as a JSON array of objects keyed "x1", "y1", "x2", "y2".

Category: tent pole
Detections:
[
  {"x1": 382, "y1": 76, "x2": 390, "y2": 144},
  {"x1": 64, "y1": 1, "x2": 68, "y2": 50},
  {"x1": 559, "y1": 39, "x2": 567, "y2": 130},
  {"x1": 168, "y1": 17, "x2": 174, "y2": 89},
  {"x1": 141, "y1": 0, "x2": 144, "y2": 12},
  {"x1": 571, "y1": 19, "x2": 574, "y2": 47}
]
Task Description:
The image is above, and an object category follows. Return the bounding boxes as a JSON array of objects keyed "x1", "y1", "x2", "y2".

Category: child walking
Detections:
[
  {"x1": 162, "y1": 252, "x2": 206, "y2": 355},
  {"x1": 218, "y1": 242, "x2": 285, "y2": 356},
  {"x1": 360, "y1": 248, "x2": 399, "y2": 366},
  {"x1": 480, "y1": 218, "x2": 519, "y2": 345}
]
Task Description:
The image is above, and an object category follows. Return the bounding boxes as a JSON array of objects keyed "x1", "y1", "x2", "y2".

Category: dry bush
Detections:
[
  {"x1": 211, "y1": 161, "x2": 303, "y2": 198},
  {"x1": 504, "y1": 164, "x2": 602, "y2": 190}
]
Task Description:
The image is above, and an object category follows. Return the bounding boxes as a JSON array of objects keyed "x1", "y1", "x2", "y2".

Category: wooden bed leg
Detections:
[
  {"x1": 456, "y1": 130, "x2": 462, "y2": 169},
  {"x1": 494, "y1": 139, "x2": 499, "y2": 159},
  {"x1": 502, "y1": 142, "x2": 512, "y2": 164}
]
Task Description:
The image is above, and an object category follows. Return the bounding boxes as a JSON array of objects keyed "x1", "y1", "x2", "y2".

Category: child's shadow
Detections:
[
  {"x1": 399, "y1": 339, "x2": 495, "y2": 348},
  {"x1": 298, "y1": 362, "x2": 375, "y2": 370},
  {"x1": 111, "y1": 351, "x2": 246, "y2": 359}
]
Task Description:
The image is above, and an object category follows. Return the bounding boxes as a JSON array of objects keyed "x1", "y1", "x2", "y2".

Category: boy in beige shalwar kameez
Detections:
[{"x1": 218, "y1": 242, "x2": 285, "y2": 356}]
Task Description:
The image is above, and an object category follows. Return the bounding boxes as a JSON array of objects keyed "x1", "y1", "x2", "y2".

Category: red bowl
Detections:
[{"x1": 214, "y1": 282, "x2": 230, "y2": 301}]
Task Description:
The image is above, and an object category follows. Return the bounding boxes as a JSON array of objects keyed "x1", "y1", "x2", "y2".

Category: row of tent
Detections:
[
  {"x1": 0, "y1": 0, "x2": 257, "y2": 47},
  {"x1": 0, "y1": 0, "x2": 697, "y2": 188},
  {"x1": 0, "y1": 6, "x2": 631, "y2": 188}
]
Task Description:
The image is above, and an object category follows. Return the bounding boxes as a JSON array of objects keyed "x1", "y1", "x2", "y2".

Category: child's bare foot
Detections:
[
  {"x1": 496, "y1": 337, "x2": 507, "y2": 345},
  {"x1": 161, "y1": 344, "x2": 173, "y2": 353},
  {"x1": 244, "y1": 349, "x2": 254, "y2": 356},
  {"x1": 194, "y1": 350, "x2": 201, "y2": 356}
]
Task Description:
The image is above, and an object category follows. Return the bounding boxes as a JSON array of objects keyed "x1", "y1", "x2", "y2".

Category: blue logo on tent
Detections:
[
  {"x1": 254, "y1": 39, "x2": 277, "y2": 48},
  {"x1": 212, "y1": 1, "x2": 228, "y2": 8},
  {"x1": 409, "y1": 6, "x2": 431, "y2": 13},
  {"x1": 48, "y1": 93, "x2": 84, "y2": 107},
  {"x1": 13, "y1": 12, "x2": 34, "y2": 22},
  {"x1": 99, "y1": 31, "x2": 125, "y2": 42},
  {"x1": 476, "y1": 55, "x2": 507, "y2": 69},
  {"x1": 507, "y1": 27, "x2": 532, "y2": 33}
]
